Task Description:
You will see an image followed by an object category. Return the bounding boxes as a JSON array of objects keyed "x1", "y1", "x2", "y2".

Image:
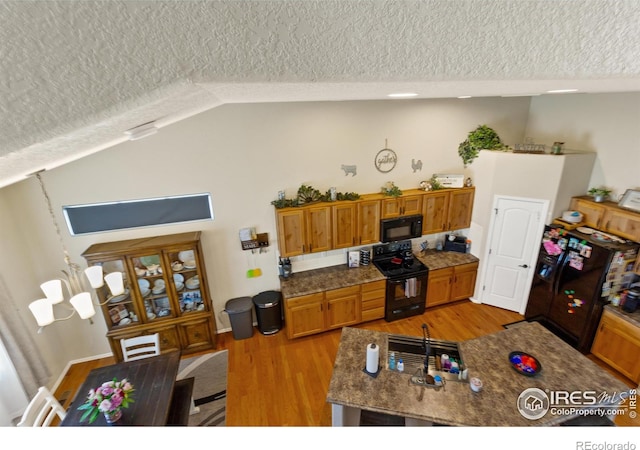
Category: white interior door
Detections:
[{"x1": 481, "y1": 196, "x2": 548, "y2": 314}]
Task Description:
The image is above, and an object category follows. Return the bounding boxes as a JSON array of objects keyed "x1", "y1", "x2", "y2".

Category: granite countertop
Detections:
[
  {"x1": 413, "y1": 248, "x2": 479, "y2": 270},
  {"x1": 604, "y1": 304, "x2": 640, "y2": 328},
  {"x1": 326, "y1": 322, "x2": 631, "y2": 426},
  {"x1": 280, "y1": 250, "x2": 479, "y2": 299},
  {"x1": 280, "y1": 264, "x2": 385, "y2": 299}
]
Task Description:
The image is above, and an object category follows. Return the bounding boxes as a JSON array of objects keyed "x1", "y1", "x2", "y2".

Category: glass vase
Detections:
[{"x1": 104, "y1": 408, "x2": 122, "y2": 424}]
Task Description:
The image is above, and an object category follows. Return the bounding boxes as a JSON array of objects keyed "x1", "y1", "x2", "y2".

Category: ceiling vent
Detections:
[{"x1": 124, "y1": 121, "x2": 158, "y2": 141}]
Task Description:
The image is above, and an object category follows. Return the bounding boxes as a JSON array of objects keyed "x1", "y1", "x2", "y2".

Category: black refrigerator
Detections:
[{"x1": 525, "y1": 225, "x2": 639, "y2": 353}]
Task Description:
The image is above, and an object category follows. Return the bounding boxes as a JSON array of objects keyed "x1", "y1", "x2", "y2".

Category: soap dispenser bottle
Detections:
[{"x1": 389, "y1": 352, "x2": 396, "y2": 370}]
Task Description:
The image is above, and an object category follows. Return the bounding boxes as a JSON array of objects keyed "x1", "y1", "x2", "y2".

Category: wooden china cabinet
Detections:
[{"x1": 82, "y1": 231, "x2": 217, "y2": 362}]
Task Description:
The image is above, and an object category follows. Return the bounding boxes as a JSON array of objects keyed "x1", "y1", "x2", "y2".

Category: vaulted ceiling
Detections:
[{"x1": 1, "y1": 1, "x2": 639, "y2": 189}]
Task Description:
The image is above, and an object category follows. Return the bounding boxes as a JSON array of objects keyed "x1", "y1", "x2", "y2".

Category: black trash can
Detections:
[
  {"x1": 252, "y1": 290, "x2": 283, "y2": 335},
  {"x1": 224, "y1": 297, "x2": 254, "y2": 340}
]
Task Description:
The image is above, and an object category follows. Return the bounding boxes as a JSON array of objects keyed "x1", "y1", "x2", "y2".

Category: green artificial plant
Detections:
[{"x1": 458, "y1": 125, "x2": 506, "y2": 167}]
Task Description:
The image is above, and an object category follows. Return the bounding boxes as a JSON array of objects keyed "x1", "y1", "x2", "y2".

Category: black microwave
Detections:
[{"x1": 380, "y1": 214, "x2": 423, "y2": 243}]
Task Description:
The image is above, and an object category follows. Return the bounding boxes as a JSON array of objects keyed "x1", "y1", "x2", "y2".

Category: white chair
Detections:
[
  {"x1": 17, "y1": 386, "x2": 66, "y2": 427},
  {"x1": 120, "y1": 333, "x2": 161, "y2": 362}
]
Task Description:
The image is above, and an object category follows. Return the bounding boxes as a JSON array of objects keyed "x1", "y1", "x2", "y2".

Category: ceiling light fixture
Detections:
[
  {"x1": 29, "y1": 171, "x2": 125, "y2": 332},
  {"x1": 124, "y1": 121, "x2": 158, "y2": 141},
  {"x1": 501, "y1": 93, "x2": 541, "y2": 97},
  {"x1": 546, "y1": 89, "x2": 578, "y2": 94},
  {"x1": 387, "y1": 92, "x2": 418, "y2": 98}
]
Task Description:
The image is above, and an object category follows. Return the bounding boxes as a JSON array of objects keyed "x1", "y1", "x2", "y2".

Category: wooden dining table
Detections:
[{"x1": 61, "y1": 351, "x2": 181, "y2": 426}]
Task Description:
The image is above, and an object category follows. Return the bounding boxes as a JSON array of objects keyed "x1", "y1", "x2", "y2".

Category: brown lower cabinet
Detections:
[
  {"x1": 284, "y1": 281, "x2": 389, "y2": 339},
  {"x1": 591, "y1": 309, "x2": 640, "y2": 383},
  {"x1": 284, "y1": 262, "x2": 481, "y2": 339},
  {"x1": 426, "y1": 262, "x2": 479, "y2": 307},
  {"x1": 361, "y1": 280, "x2": 386, "y2": 322}
]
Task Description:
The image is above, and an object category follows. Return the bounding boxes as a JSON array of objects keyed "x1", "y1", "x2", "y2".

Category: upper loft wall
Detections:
[{"x1": 525, "y1": 93, "x2": 640, "y2": 201}]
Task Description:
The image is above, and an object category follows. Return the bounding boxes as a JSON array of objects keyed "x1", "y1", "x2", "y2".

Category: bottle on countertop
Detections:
[
  {"x1": 389, "y1": 351, "x2": 396, "y2": 370},
  {"x1": 397, "y1": 358, "x2": 404, "y2": 372}
]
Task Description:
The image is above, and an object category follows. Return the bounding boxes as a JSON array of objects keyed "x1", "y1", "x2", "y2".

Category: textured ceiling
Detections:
[{"x1": 1, "y1": 1, "x2": 640, "y2": 188}]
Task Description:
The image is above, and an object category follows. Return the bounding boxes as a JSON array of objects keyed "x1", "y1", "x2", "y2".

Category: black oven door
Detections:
[{"x1": 385, "y1": 271, "x2": 428, "y2": 322}]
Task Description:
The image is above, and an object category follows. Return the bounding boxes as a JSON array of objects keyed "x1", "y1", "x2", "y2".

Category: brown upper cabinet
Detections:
[
  {"x1": 277, "y1": 205, "x2": 332, "y2": 256},
  {"x1": 422, "y1": 190, "x2": 450, "y2": 234},
  {"x1": 570, "y1": 195, "x2": 640, "y2": 243},
  {"x1": 276, "y1": 187, "x2": 475, "y2": 257},
  {"x1": 447, "y1": 188, "x2": 475, "y2": 231},
  {"x1": 357, "y1": 199, "x2": 382, "y2": 245},
  {"x1": 569, "y1": 196, "x2": 606, "y2": 229},
  {"x1": 381, "y1": 191, "x2": 423, "y2": 218},
  {"x1": 422, "y1": 187, "x2": 475, "y2": 234},
  {"x1": 332, "y1": 199, "x2": 382, "y2": 250}
]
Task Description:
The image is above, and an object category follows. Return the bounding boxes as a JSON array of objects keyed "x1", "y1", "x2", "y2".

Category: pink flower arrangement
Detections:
[{"x1": 78, "y1": 378, "x2": 135, "y2": 424}]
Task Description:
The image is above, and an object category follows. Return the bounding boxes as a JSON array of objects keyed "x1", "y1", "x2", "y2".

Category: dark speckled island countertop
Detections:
[
  {"x1": 280, "y1": 250, "x2": 479, "y2": 299},
  {"x1": 326, "y1": 322, "x2": 632, "y2": 426}
]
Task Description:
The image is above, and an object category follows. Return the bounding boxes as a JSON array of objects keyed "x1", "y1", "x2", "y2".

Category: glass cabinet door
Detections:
[
  {"x1": 131, "y1": 253, "x2": 173, "y2": 321},
  {"x1": 94, "y1": 258, "x2": 139, "y2": 328},
  {"x1": 167, "y1": 248, "x2": 205, "y2": 314}
]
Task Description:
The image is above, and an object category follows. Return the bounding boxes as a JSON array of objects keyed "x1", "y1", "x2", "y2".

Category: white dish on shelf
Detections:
[
  {"x1": 576, "y1": 226, "x2": 594, "y2": 235},
  {"x1": 108, "y1": 289, "x2": 130, "y2": 304},
  {"x1": 178, "y1": 250, "x2": 194, "y2": 263},
  {"x1": 153, "y1": 279, "x2": 165, "y2": 288},
  {"x1": 152, "y1": 286, "x2": 166, "y2": 295},
  {"x1": 175, "y1": 282, "x2": 184, "y2": 291},
  {"x1": 183, "y1": 259, "x2": 197, "y2": 269},
  {"x1": 185, "y1": 276, "x2": 200, "y2": 289},
  {"x1": 119, "y1": 318, "x2": 131, "y2": 325},
  {"x1": 147, "y1": 313, "x2": 156, "y2": 320},
  {"x1": 138, "y1": 278, "x2": 150, "y2": 289},
  {"x1": 140, "y1": 287, "x2": 151, "y2": 297},
  {"x1": 173, "y1": 273, "x2": 184, "y2": 283}
]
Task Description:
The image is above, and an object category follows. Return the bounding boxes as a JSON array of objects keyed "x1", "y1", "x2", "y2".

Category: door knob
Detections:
[{"x1": 518, "y1": 264, "x2": 529, "y2": 268}]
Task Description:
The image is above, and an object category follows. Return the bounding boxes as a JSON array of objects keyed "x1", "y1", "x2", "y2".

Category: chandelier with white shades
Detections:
[{"x1": 28, "y1": 171, "x2": 124, "y2": 332}]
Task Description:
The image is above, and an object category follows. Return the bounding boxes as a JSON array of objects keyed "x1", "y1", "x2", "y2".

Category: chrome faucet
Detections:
[{"x1": 422, "y1": 323, "x2": 431, "y2": 377}]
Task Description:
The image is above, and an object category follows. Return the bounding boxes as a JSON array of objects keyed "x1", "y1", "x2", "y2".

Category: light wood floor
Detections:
[{"x1": 53, "y1": 300, "x2": 638, "y2": 426}]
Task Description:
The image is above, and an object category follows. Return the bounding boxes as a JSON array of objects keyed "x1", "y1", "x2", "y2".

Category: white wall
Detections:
[{"x1": 526, "y1": 92, "x2": 640, "y2": 200}]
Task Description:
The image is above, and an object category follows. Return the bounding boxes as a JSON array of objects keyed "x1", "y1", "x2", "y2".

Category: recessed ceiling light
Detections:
[
  {"x1": 457, "y1": 96, "x2": 472, "y2": 99},
  {"x1": 501, "y1": 93, "x2": 541, "y2": 97},
  {"x1": 546, "y1": 89, "x2": 578, "y2": 94},
  {"x1": 387, "y1": 92, "x2": 418, "y2": 98}
]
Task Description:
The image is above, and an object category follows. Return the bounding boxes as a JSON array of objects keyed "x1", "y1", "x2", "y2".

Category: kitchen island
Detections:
[{"x1": 327, "y1": 322, "x2": 633, "y2": 426}]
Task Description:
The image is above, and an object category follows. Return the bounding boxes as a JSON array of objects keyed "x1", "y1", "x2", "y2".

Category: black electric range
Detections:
[{"x1": 372, "y1": 240, "x2": 429, "y2": 321}]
